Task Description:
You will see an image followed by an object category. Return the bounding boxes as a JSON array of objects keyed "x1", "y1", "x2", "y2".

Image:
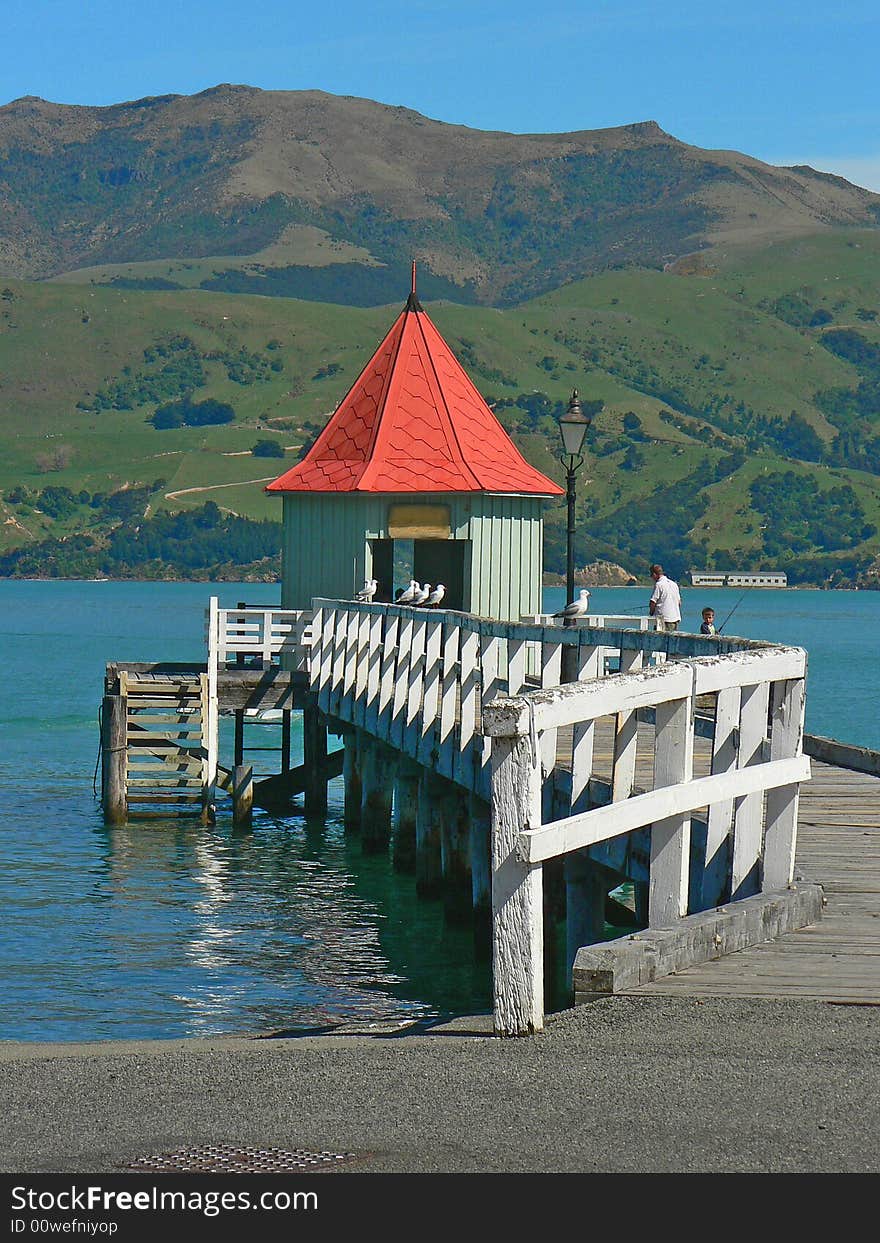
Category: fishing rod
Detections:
[{"x1": 716, "y1": 591, "x2": 748, "y2": 633}]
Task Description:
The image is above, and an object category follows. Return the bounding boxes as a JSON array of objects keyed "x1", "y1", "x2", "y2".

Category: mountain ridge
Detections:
[{"x1": 2, "y1": 85, "x2": 878, "y2": 304}]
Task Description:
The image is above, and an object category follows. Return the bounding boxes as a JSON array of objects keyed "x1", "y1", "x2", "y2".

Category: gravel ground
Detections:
[{"x1": 2, "y1": 996, "x2": 878, "y2": 1174}]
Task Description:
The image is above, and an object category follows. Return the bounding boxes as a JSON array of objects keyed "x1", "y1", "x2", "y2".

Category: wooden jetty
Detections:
[{"x1": 100, "y1": 595, "x2": 880, "y2": 1034}]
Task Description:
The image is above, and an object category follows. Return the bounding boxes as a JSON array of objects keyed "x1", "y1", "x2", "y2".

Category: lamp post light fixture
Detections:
[{"x1": 559, "y1": 389, "x2": 593, "y2": 621}]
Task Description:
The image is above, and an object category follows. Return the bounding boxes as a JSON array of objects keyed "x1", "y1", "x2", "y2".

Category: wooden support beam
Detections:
[
  {"x1": 469, "y1": 796, "x2": 491, "y2": 923},
  {"x1": 101, "y1": 694, "x2": 127, "y2": 825},
  {"x1": 342, "y1": 728, "x2": 363, "y2": 829},
  {"x1": 232, "y1": 764, "x2": 253, "y2": 829},
  {"x1": 302, "y1": 705, "x2": 328, "y2": 817},
  {"x1": 360, "y1": 736, "x2": 396, "y2": 851},
  {"x1": 439, "y1": 784, "x2": 472, "y2": 923},
  {"x1": 416, "y1": 771, "x2": 443, "y2": 896},
  {"x1": 392, "y1": 761, "x2": 420, "y2": 873}
]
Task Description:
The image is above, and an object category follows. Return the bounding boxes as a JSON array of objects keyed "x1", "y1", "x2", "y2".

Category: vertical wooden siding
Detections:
[{"x1": 281, "y1": 493, "x2": 545, "y2": 623}]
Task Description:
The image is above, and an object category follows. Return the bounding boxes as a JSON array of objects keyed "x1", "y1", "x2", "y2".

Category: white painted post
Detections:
[
  {"x1": 308, "y1": 606, "x2": 324, "y2": 688},
  {"x1": 363, "y1": 608, "x2": 385, "y2": 734},
  {"x1": 418, "y1": 617, "x2": 444, "y2": 767},
  {"x1": 478, "y1": 635, "x2": 503, "y2": 799},
  {"x1": 340, "y1": 607, "x2": 359, "y2": 723},
  {"x1": 649, "y1": 667, "x2": 695, "y2": 925},
  {"x1": 329, "y1": 608, "x2": 350, "y2": 718},
  {"x1": 353, "y1": 607, "x2": 372, "y2": 727},
  {"x1": 404, "y1": 615, "x2": 427, "y2": 758},
  {"x1": 702, "y1": 684, "x2": 739, "y2": 908},
  {"x1": 376, "y1": 612, "x2": 399, "y2": 741},
  {"x1": 507, "y1": 638, "x2": 527, "y2": 696},
  {"x1": 262, "y1": 609, "x2": 273, "y2": 664},
  {"x1": 570, "y1": 642, "x2": 601, "y2": 815},
  {"x1": 204, "y1": 598, "x2": 220, "y2": 816},
  {"x1": 731, "y1": 681, "x2": 771, "y2": 899},
  {"x1": 763, "y1": 676, "x2": 807, "y2": 890},
  {"x1": 491, "y1": 730, "x2": 544, "y2": 1036},
  {"x1": 437, "y1": 622, "x2": 460, "y2": 781},
  {"x1": 611, "y1": 647, "x2": 644, "y2": 803},
  {"x1": 390, "y1": 613, "x2": 414, "y2": 750},
  {"x1": 316, "y1": 607, "x2": 336, "y2": 713},
  {"x1": 456, "y1": 628, "x2": 480, "y2": 789}
]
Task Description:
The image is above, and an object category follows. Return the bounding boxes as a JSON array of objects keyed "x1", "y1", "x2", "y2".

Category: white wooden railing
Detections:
[
  {"x1": 203, "y1": 596, "x2": 810, "y2": 1036},
  {"x1": 308, "y1": 600, "x2": 671, "y2": 800},
  {"x1": 204, "y1": 600, "x2": 314, "y2": 801},
  {"x1": 205, "y1": 602, "x2": 313, "y2": 670},
  {"x1": 482, "y1": 645, "x2": 808, "y2": 1034}
]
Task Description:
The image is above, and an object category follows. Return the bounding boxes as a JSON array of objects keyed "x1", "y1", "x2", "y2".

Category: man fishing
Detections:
[{"x1": 648, "y1": 564, "x2": 681, "y2": 632}]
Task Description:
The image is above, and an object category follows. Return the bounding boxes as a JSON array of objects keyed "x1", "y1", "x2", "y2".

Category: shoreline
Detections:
[
  {"x1": 0, "y1": 574, "x2": 875, "y2": 590},
  {"x1": 3, "y1": 997, "x2": 878, "y2": 1173}
]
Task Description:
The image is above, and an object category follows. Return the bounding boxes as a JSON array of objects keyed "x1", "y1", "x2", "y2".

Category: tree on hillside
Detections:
[
  {"x1": 252, "y1": 439, "x2": 285, "y2": 458},
  {"x1": 151, "y1": 397, "x2": 236, "y2": 429}
]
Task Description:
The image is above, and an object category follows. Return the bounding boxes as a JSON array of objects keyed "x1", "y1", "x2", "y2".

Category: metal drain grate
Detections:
[{"x1": 124, "y1": 1144, "x2": 355, "y2": 1174}]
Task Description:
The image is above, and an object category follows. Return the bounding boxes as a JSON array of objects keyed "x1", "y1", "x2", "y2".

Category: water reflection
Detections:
[{"x1": 53, "y1": 771, "x2": 488, "y2": 1042}]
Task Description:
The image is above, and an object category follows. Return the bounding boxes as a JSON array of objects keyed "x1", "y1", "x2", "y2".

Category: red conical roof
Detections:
[{"x1": 266, "y1": 283, "x2": 563, "y2": 496}]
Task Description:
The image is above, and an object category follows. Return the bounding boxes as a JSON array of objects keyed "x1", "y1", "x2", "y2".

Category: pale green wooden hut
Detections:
[{"x1": 266, "y1": 286, "x2": 563, "y2": 622}]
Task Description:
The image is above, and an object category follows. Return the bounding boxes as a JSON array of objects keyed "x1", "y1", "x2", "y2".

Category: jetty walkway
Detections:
[
  {"x1": 99, "y1": 597, "x2": 880, "y2": 1034},
  {"x1": 626, "y1": 754, "x2": 880, "y2": 1002}
]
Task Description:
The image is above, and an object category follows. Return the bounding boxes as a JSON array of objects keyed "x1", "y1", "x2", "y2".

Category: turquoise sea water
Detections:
[{"x1": 1, "y1": 580, "x2": 877, "y2": 1041}]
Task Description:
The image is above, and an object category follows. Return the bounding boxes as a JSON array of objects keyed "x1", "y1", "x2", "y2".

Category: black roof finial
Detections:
[{"x1": 406, "y1": 259, "x2": 422, "y2": 311}]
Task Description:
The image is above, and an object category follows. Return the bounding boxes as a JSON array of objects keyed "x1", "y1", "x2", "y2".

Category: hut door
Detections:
[
  {"x1": 370, "y1": 539, "x2": 394, "y2": 603},
  {"x1": 413, "y1": 540, "x2": 466, "y2": 611}
]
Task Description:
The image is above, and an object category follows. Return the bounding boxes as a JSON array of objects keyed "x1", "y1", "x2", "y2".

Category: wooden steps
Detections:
[{"x1": 120, "y1": 671, "x2": 208, "y2": 816}]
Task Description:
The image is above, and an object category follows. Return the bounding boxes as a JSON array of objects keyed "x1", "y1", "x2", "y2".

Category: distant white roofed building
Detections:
[{"x1": 689, "y1": 571, "x2": 788, "y2": 588}]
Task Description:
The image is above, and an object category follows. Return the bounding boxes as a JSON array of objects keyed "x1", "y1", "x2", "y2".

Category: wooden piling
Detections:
[
  {"x1": 416, "y1": 771, "x2": 443, "y2": 896},
  {"x1": 342, "y1": 728, "x2": 363, "y2": 829},
  {"x1": 232, "y1": 764, "x2": 253, "y2": 829},
  {"x1": 302, "y1": 704, "x2": 328, "y2": 817},
  {"x1": 360, "y1": 736, "x2": 396, "y2": 851},
  {"x1": 469, "y1": 796, "x2": 491, "y2": 922},
  {"x1": 281, "y1": 710, "x2": 292, "y2": 775},
  {"x1": 392, "y1": 761, "x2": 420, "y2": 873},
  {"x1": 440, "y1": 785, "x2": 472, "y2": 923},
  {"x1": 101, "y1": 694, "x2": 127, "y2": 825}
]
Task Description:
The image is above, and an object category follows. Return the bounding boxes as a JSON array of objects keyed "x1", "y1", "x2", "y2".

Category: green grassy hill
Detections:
[{"x1": 1, "y1": 228, "x2": 879, "y2": 583}]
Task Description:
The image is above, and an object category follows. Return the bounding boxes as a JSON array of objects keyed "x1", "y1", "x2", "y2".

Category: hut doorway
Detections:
[
  {"x1": 414, "y1": 539, "x2": 465, "y2": 611},
  {"x1": 369, "y1": 537, "x2": 466, "y2": 610}
]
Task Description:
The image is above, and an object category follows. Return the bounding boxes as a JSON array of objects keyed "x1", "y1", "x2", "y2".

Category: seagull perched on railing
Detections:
[
  {"x1": 553, "y1": 588, "x2": 591, "y2": 621},
  {"x1": 424, "y1": 583, "x2": 446, "y2": 607},
  {"x1": 411, "y1": 582, "x2": 431, "y2": 606},
  {"x1": 355, "y1": 578, "x2": 377, "y2": 602},
  {"x1": 396, "y1": 579, "x2": 419, "y2": 605}
]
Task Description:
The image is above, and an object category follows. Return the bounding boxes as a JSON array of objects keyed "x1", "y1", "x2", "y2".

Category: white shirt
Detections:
[{"x1": 650, "y1": 575, "x2": 681, "y2": 622}]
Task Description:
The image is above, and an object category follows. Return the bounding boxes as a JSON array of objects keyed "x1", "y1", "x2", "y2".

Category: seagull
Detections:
[
  {"x1": 355, "y1": 578, "x2": 377, "y2": 602},
  {"x1": 411, "y1": 582, "x2": 431, "y2": 606},
  {"x1": 424, "y1": 583, "x2": 445, "y2": 607},
  {"x1": 553, "y1": 588, "x2": 591, "y2": 621},
  {"x1": 396, "y1": 579, "x2": 419, "y2": 605}
]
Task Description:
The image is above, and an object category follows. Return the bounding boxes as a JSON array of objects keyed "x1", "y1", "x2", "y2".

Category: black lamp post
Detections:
[{"x1": 559, "y1": 389, "x2": 593, "y2": 617}]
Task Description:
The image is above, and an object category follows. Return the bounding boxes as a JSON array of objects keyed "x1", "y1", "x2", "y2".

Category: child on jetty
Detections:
[{"x1": 700, "y1": 606, "x2": 717, "y2": 635}]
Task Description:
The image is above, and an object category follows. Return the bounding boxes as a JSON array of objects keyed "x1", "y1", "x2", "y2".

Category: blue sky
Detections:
[{"x1": 3, "y1": 0, "x2": 879, "y2": 189}]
